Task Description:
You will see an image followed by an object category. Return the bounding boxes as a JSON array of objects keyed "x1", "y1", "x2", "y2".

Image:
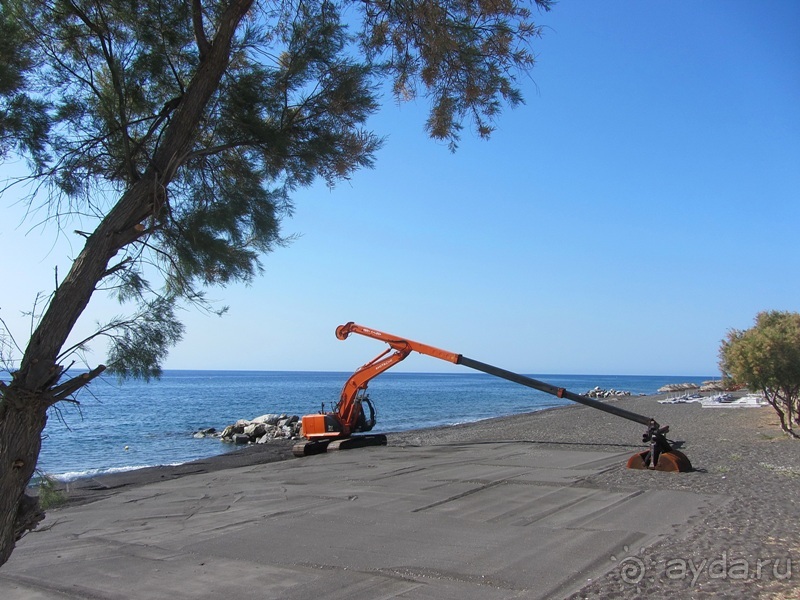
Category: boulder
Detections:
[
  {"x1": 232, "y1": 433, "x2": 251, "y2": 445},
  {"x1": 278, "y1": 415, "x2": 299, "y2": 427},
  {"x1": 216, "y1": 413, "x2": 302, "y2": 444},
  {"x1": 700, "y1": 380, "x2": 725, "y2": 392},
  {"x1": 192, "y1": 427, "x2": 218, "y2": 439},
  {"x1": 658, "y1": 383, "x2": 700, "y2": 393},
  {"x1": 252, "y1": 414, "x2": 282, "y2": 426},
  {"x1": 585, "y1": 387, "x2": 631, "y2": 398},
  {"x1": 243, "y1": 423, "x2": 268, "y2": 438}
]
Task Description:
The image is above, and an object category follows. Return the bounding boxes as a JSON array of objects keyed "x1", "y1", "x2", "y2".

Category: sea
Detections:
[{"x1": 35, "y1": 371, "x2": 712, "y2": 481}]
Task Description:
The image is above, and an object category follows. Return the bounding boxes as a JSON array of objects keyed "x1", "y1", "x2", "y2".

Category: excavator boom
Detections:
[
  {"x1": 456, "y1": 356, "x2": 651, "y2": 426},
  {"x1": 335, "y1": 322, "x2": 461, "y2": 364}
]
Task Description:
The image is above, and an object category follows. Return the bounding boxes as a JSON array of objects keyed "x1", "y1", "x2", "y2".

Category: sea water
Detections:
[{"x1": 35, "y1": 371, "x2": 712, "y2": 480}]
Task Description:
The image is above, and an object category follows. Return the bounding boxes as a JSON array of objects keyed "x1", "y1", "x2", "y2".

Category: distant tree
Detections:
[
  {"x1": 0, "y1": 0, "x2": 553, "y2": 566},
  {"x1": 719, "y1": 310, "x2": 800, "y2": 438}
]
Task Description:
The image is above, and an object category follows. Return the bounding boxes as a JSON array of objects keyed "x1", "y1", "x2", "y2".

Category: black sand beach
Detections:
[
  {"x1": 391, "y1": 395, "x2": 800, "y2": 599},
  {"x1": 18, "y1": 393, "x2": 800, "y2": 599}
]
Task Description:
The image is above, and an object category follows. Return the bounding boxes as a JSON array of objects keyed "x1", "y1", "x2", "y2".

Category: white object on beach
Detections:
[
  {"x1": 658, "y1": 393, "x2": 768, "y2": 408},
  {"x1": 701, "y1": 394, "x2": 768, "y2": 408}
]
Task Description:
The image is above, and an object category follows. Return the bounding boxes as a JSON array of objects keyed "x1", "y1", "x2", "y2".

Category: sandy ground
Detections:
[
  {"x1": 21, "y1": 393, "x2": 800, "y2": 599},
  {"x1": 391, "y1": 395, "x2": 800, "y2": 599}
]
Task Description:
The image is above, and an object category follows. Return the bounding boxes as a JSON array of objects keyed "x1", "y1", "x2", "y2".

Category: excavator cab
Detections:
[
  {"x1": 302, "y1": 392, "x2": 377, "y2": 439},
  {"x1": 352, "y1": 392, "x2": 377, "y2": 433}
]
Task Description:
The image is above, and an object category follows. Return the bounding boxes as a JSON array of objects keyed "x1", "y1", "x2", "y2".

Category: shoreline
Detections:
[
  {"x1": 34, "y1": 373, "x2": 715, "y2": 481},
  {"x1": 43, "y1": 394, "x2": 628, "y2": 505},
  {"x1": 44, "y1": 391, "x2": 735, "y2": 505}
]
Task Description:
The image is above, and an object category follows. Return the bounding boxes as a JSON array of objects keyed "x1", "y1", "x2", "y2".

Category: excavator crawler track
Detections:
[
  {"x1": 327, "y1": 434, "x2": 387, "y2": 452},
  {"x1": 292, "y1": 434, "x2": 387, "y2": 457},
  {"x1": 292, "y1": 439, "x2": 330, "y2": 457}
]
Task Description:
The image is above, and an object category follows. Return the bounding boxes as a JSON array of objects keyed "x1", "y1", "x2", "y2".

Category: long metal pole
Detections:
[{"x1": 457, "y1": 356, "x2": 652, "y2": 427}]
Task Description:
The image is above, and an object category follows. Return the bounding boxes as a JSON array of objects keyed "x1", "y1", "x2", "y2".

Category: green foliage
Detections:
[
  {"x1": 720, "y1": 311, "x2": 800, "y2": 437},
  {"x1": 0, "y1": 1, "x2": 50, "y2": 161},
  {"x1": 358, "y1": 0, "x2": 552, "y2": 148},
  {"x1": 34, "y1": 472, "x2": 66, "y2": 510},
  {"x1": 105, "y1": 297, "x2": 186, "y2": 381},
  {"x1": 0, "y1": 0, "x2": 551, "y2": 380}
]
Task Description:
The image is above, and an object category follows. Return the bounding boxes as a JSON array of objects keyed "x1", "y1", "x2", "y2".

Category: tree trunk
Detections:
[
  {"x1": 764, "y1": 389, "x2": 799, "y2": 439},
  {"x1": 0, "y1": 393, "x2": 48, "y2": 566},
  {"x1": 0, "y1": 0, "x2": 255, "y2": 567}
]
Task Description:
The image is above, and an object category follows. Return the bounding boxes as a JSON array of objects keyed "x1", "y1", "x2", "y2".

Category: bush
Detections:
[
  {"x1": 719, "y1": 311, "x2": 800, "y2": 438},
  {"x1": 34, "y1": 472, "x2": 66, "y2": 510}
]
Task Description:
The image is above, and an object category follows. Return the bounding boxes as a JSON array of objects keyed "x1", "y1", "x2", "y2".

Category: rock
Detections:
[
  {"x1": 227, "y1": 422, "x2": 245, "y2": 434},
  {"x1": 252, "y1": 414, "x2": 281, "y2": 426},
  {"x1": 277, "y1": 415, "x2": 299, "y2": 428},
  {"x1": 243, "y1": 423, "x2": 268, "y2": 438},
  {"x1": 216, "y1": 413, "x2": 302, "y2": 444},
  {"x1": 658, "y1": 383, "x2": 700, "y2": 393},
  {"x1": 192, "y1": 427, "x2": 222, "y2": 439},
  {"x1": 700, "y1": 380, "x2": 725, "y2": 392},
  {"x1": 584, "y1": 387, "x2": 631, "y2": 398}
]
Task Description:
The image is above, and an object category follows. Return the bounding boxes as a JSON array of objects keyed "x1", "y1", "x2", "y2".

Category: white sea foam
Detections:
[{"x1": 51, "y1": 463, "x2": 184, "y2": 482}]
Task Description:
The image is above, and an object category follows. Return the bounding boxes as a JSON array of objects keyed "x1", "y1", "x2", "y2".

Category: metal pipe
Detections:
[{"x1": 457, "y1": 356, "x2": 652, "y2": 427}]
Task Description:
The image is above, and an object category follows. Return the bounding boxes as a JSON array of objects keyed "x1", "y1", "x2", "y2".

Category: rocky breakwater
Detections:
[
  {"x1": 658, "y1": 380, "x2": 725, "y2": 394},
  {"x1": 193, "y1": 413, "x2": 303, "y2": 445},
  {"x1": 584, "y1": 387, "x2": 632, "y2": 398},
  {"x1": 658, "y1": 383, "x2": 700, "y2": 393}
]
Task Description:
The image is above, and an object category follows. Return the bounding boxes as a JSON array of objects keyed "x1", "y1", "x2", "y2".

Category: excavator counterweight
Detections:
[{"x1": 293, "y1": 323, "x2": 692, "y2": 472}]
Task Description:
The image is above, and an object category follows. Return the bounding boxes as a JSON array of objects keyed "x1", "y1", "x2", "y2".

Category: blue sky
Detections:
[{"x1": 1, "y1": 1, "x2": 798, "y2": 376}]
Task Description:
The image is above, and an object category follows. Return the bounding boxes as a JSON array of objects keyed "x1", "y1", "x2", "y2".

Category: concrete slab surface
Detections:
[{"x1": 0, "y1": 442, "x2": 723, "y2": 599}]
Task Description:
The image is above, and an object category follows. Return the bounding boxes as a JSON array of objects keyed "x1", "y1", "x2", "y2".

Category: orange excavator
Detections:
[{"x1": 293, "y1": 322, "x2": 692, "y2": 472}]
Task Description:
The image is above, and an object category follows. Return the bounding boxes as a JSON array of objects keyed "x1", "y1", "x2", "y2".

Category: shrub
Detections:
[
  {"x1": 719, "y1": 311, "x2": 800, "y2": 438},
  {"x1": 35, "y1": 473, "x2": 66, "y2": 510}
]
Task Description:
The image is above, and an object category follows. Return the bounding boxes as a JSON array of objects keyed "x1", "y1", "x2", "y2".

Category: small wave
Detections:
[{"x1": 48, "y1": 463, "x2": 184, "y2": 482}]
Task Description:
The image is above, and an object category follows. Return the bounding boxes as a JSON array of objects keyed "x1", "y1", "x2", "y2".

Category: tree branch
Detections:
[
  {"x1": 192, "y1": 0, "x2": 211, "y2": 61},
  {"x1": 48, "y1": 364, "x2": 106, "y2": 405},
  {"x1": 65, "y1": 0, "x2": 137, "y2": 182},
  {"x1": 183, "y1": 140, "x2": 252, "y2": 161},
  {"x1": 102, "y1": 256, "x2": 135, "y2": 278},
  {"x1": 125, "y1": 96, "x2": 184, "y2": 168}
]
